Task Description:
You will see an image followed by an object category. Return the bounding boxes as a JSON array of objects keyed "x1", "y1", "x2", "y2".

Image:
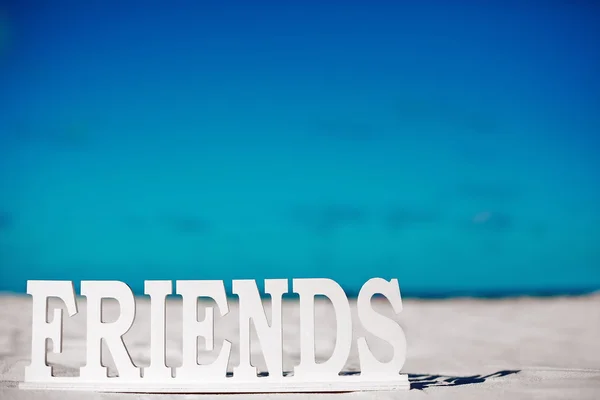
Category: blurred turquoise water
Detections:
[{"x1": 0, "y1": 1, "x2": 599, "y2": 296}]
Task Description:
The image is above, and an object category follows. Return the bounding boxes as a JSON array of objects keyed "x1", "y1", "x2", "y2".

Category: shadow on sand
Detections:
[{"x1": 408, "y1": 370, "x2": 520, "y2": 390}]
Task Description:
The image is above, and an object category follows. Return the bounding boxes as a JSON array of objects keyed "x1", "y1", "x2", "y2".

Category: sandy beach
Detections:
[{"x1": 1, "y1": 293, "x2": 599, "y2": 399}]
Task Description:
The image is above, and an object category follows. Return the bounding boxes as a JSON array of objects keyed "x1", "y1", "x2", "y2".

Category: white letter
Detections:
[
  {"x1": 176, "y1": 280, "x2": 230, "y2": 381},
  {"x1": 292, "y1": 278, "x2": 352, "y2": 379},
  {"x1": 144, "y1": 280, "x2": 172, "y2": 380},
  {"x1": 80, "y1": 281, "x2": 139, "y2": 381},
  {"x1": 232, "y1": 279, "x2": 287, "y2": 380},
  {"x1": 357, "y1": 278, "x2": 406, "y2": 377},
  {"x1": 24, "y1": 281, "x2": 78, "y2": 382}
]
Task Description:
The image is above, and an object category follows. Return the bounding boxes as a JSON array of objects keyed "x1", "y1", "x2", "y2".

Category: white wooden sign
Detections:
[{"x1": 20, "y1": 278, "x2": 408, "y2": 393}]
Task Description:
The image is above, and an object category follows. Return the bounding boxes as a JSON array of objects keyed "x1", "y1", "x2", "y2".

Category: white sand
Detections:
[{"x1": 1, "y1": 293, "x2": 599, "y2": 399}]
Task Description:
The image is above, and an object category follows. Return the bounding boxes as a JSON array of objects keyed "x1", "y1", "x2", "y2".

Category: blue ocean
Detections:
[{"x1": 0, "y1": 1, "x2": 598, "y2": 296}]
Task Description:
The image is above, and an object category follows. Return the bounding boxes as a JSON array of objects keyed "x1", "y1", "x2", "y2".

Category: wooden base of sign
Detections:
[{"x1": 20, "y1": 374, "x2": 409, "y2": 393}]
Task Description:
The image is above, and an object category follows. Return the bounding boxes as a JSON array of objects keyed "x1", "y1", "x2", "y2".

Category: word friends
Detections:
[{"x1": 22, "y1": 278, "x2": 408, "y2": 393}]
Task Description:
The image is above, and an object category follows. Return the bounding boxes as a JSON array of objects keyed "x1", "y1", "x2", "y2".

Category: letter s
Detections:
[{"x1": 357, "y1": 278, "x2": 406, "y2": 377}]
